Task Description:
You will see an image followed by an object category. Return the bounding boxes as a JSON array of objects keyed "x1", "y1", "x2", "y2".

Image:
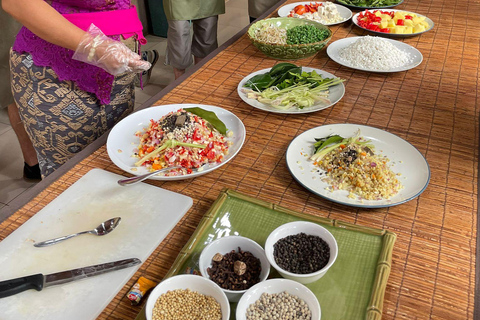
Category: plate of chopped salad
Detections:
[
  {"x1": 107, "y1": 104, "x2": 246, "y2": 181},
  {"x1": 237, "y1": 63, "x2": 345, "y2": 114},
  {"x1": 277, "y1": 1, "x2": 352, "y2": 26},
  {"x1": 352, "y1": 9, "x2": 434, "y2": 36},
  {"x1": 286, "y1": 124, "x2": 430, "y2": 208}
]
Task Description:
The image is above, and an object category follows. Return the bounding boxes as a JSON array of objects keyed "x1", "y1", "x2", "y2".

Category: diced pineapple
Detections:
[
  {"x1": 404, "y1": 26, "x2": 413, "y2": 34},
  {"x1": 394, "y1": 12, "x2": 405, "y2": 20},
  {"x1": 381, "y1": 14, "x2": 391, "y2": 20},
  {"x1": 394, "y1": 26, "x2": 405, "y2": 34},
  {"x1": 413, "y1": 24, "x2": 426, "y2": 33},
  {"x1": 412, "y1": 17, "x2": 422, "y2": 24},
  {"x1": 388, "y1": 27, "x2": 396, "y2": 33},
  {"x1": 404, "y1": 19, "x2": 414, "y2": 27},
  {"x1": 380, "y1": 20, "x2": 389, "y2": 29},
  {"x1": 387, "y1": 20, "x2": 396, "y2": 28},
  {"x1": 421, "y1": 21, "x2": 429, "y2": 28},
  {"x1": 418, "y1": 16, "x2": 426, "y2": 20},
  {"x1": 375, "y1": 10, "x2": 382, "y2": 17}
]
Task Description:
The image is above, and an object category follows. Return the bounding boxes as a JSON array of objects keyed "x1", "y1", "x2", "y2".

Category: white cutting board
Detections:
[{"x1": 0, "y1": 169, "x2": 193, "y2": 320}]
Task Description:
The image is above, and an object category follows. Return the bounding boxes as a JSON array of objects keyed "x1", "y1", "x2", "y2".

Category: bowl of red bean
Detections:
[
  {"x1": 199, "y1": 235, "x2": 271, "y2": 302},
  {"x1": 265, "y1": 221, "x2": 338, "y2": 284},
  {"x1": 145, "y1": 274, "x2": 230, "y2": 320},
  {"x1": 236, "y1": 278, "x2": 321, "y2": 320}
]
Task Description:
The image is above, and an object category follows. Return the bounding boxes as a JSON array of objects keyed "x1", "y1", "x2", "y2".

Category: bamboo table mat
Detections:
[{"x1": 0, "y1": 0, "x2": 478, "y2": 319}]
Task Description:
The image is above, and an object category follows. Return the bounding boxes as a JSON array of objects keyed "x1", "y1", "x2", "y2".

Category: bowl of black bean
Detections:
[
  {"x1": 199, "y1": 236, "x2": 271, "y2": 302},
  {"x1": 265, "y1": 221, "x2": 338, "y2": 284},
  {"x1": 236, "y1": 278, "x2": 321, "y2": 320},
  {"x1": 145, "y1": 274, "x2": 230, "y2": 320}
]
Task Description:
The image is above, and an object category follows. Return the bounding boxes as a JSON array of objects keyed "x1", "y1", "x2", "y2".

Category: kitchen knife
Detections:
[{"x1": 0, "y1": 257, "x2": 141, "y2": 299}]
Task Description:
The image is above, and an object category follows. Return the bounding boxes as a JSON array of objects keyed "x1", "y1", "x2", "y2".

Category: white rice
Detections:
[{"x1": 339, "y1": 36, "x2": 412, "y2": 71}]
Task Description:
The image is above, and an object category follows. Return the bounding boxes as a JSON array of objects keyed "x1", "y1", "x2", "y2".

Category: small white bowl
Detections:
[
  {"x1": 236, "y1": 278, "x2": 321, "y2": 320},
  {"x1": 265, "y1": 221, "x2": 338, "y2": 284},
  {"x1": 199, "y1": 236, "x2": 270, "y2": 302},
  {"x1": 145, "y1": 274, "x2": 230, "y2": 320}
]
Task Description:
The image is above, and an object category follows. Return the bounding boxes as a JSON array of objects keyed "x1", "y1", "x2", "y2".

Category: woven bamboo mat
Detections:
[{"x1": 1, "y1": 0, "x2": 478, "y2": 318}]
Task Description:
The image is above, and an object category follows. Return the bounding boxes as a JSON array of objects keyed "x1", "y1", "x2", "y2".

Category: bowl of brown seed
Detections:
[
  {"x1": 199, "y1": 235, "x2": 271, "y2": 302},
  {"x1": 145, "y1": 274, "x2": 230, "y2": 320},
  {"x1": 236, "y1": 278, "x2": 321, "y2": 320},
  {"x1": 265, "y1": 221, "x2": 338, "y2": 284}
]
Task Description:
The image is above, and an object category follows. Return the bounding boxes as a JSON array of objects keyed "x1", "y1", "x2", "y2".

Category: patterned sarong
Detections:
[{"x1": 10, "y1": 50, "x2": 135, "y2": 177}]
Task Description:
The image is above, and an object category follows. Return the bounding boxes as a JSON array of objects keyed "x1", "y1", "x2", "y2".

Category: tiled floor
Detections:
[{"x1": 0, "y1": 0, "x2": 250, "y2": 211}]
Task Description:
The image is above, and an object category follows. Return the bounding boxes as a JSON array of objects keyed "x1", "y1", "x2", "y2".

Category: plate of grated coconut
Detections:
[
  {"x1": 326, "y1": 36, "x2": 423, "y2": 72},
  {"x1": 286, "y1": 123, "x2": 430, "y2": 208}
]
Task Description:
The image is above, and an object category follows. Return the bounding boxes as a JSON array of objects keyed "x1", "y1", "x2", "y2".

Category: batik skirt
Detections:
[{"x1": 9, "y1": 50, "x2": 135, "y2": 177}]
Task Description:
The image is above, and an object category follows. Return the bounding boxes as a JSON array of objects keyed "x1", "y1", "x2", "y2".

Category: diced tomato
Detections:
[
  {"x1": 396, "y1": 19, "x2": 404, "y2": 26},
  {"x1": 405, "y1": 15, "x2": 413, "y2": 19},
  {"x1": 207, "y1": 150, "x2": 216, "y2": 160},
  {"x1": 380, "y1": 28, "x2": 390, "y2": 33},
  {"x1": 146, "y1": 146, "x2": 155, "y2": 153},
  {"x1": 294, "y1": 5, "x2": 306, "y2": 14}
]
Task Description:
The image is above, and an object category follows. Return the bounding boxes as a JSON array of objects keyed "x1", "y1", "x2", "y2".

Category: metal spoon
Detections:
[
  {"x1": 117, "y1": 166, "x2": 182, "y2": 186},
  {"x1": 33, "y1": 217, "x2": 122, "y2": 247}
]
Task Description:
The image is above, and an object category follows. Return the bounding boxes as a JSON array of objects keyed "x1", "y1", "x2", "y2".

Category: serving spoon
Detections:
[
  {"x1": 117, "y1": 166, "x2": 183, "y2": 186},
  {"x1": 33, "y1": 217, "x2": 122, "y2": 247}
]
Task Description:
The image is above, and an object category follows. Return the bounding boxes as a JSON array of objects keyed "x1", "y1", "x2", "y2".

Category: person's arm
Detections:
[
  {"x1": 2, "y1": 0, "x2": 85, "y2": 50},
  {"x1": 2, "y1": 0, "x2": 151, "y2": 75}
]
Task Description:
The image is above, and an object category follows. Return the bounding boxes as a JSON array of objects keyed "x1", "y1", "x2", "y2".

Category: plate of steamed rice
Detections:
[{"x1": 326, "y1": 36, "x2": 423, "y2": 72}]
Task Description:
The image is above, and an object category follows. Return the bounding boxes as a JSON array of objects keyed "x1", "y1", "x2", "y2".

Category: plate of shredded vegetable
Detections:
[
  {"x1": 278, "y1": 1, "x2": 352, "y2": 26},
  {"x1": 336, "y1": 0, "x2": 403, "y2": 10},
  {"x1": 107, "y1": 104, "x2": 246, "y2": 181},
  {"x1": 237, "y1": 63, "x2": 345, "y2": 114},
  {"x1": 286, "y1": 124, "x2": 430, "y2": 208}
]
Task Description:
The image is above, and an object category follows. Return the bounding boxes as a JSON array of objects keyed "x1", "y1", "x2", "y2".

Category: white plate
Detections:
[
  {"x1": 107, "y1": 104, "x2": 246, "y2": 181},
  {"x1": 237, "y1": 67, "x2": 345, "y2": 114},
  {"x1": 277, "y1": 1, "x2": 352, "y2": 26},
  {"x1": 326, "y1": 36, "x2": 423, "y2": 72},
  {"x1": 286, "y1": 124, "x2": 430, "y2": 208},
  {"x1": 352, "y1": 9, "x2": 434, "y2": 37}
]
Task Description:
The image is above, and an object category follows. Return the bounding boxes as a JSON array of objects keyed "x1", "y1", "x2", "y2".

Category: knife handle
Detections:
[{"x1": 0, "y1": 274, "x2": 44, "y2": 299}]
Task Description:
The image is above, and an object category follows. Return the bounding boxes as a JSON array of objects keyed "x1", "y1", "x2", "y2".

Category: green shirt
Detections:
[{"x1": 163, "y1": 0, "x2": 225, "y2": 21}]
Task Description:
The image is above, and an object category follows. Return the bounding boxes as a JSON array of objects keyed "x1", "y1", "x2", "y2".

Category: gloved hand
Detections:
[{"x1": 73, "y1": 24, "x2": 151, "y2": 76}]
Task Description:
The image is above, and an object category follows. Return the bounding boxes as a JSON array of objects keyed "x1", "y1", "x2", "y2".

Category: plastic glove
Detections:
[{"x1": 73, "y1": 24, "x2": 151, "y2": 76}]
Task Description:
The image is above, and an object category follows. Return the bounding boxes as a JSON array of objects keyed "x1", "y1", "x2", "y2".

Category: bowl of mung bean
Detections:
[
  {"x1": 236, "y1": 278, "x2": 321, "y2": 320},
  {"x1": 145, "y1": 274, "x2": 230, "y2": 320},
  {"x1": 265, "y1": 221, "x2": 338, "y2": 284},
  {"x1": 199, "y1": 235, "x2": 271, "y2": 302}
]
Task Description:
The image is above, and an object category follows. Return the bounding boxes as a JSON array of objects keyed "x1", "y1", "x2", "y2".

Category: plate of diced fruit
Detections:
[{"x1": 352, "y1": 9, "x2": 434, "y2": 36}]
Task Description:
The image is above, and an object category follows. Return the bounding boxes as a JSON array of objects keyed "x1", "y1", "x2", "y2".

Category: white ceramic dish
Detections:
[
  {"x1": 237, "y1": 67, "x2": 345, "y2": 114},
  {"x1": 199, "y1": 236, "x2": 270, "y2": 302},
  {"x1": 277, "y1": 1, "x2": 352, "y2": 26},
  {"x1": 352, "y1": 9, "x2": 434, "y2": 37},
  {"x1": 106, "y1": 104, "x2": 246, "y2": 181},
  {"x1": 286, "y1": 123, "x2": 430, "y2": 208},
  {"x1": 145, "y1": 274, "x2": 230, "y2": 320},
  {"x1": 327, "y1": 36, "x2": 423, "y2": 73},
  {"x1": 236, "y1": 278, "x2": 321, "y2": 320},
  {"x1": 265, "y1": 221, "x2": 338, "y2": 284}
]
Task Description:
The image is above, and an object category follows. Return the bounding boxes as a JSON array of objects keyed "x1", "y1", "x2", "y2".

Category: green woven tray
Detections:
[{"x1": 136, "y1": 189, "x2": 396, "y2": 320}]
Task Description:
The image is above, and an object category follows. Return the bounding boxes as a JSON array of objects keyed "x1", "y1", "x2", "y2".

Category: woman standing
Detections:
[
  {"x1": 3, "y1": 0, "x2": 151, "y2": 178},
  {"x1": 163, "y1": 0, "x2": 225, "y2": 79}
]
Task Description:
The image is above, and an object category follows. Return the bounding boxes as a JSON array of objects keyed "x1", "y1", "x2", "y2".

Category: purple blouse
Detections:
[{"x1": 12, "y1": 0, "x2": 134, "y2": 105}]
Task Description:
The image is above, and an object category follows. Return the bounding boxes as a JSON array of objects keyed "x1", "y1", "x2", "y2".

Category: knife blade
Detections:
[{"x1": 0, "y1": 257, "x2": 141, "y2": 299}]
